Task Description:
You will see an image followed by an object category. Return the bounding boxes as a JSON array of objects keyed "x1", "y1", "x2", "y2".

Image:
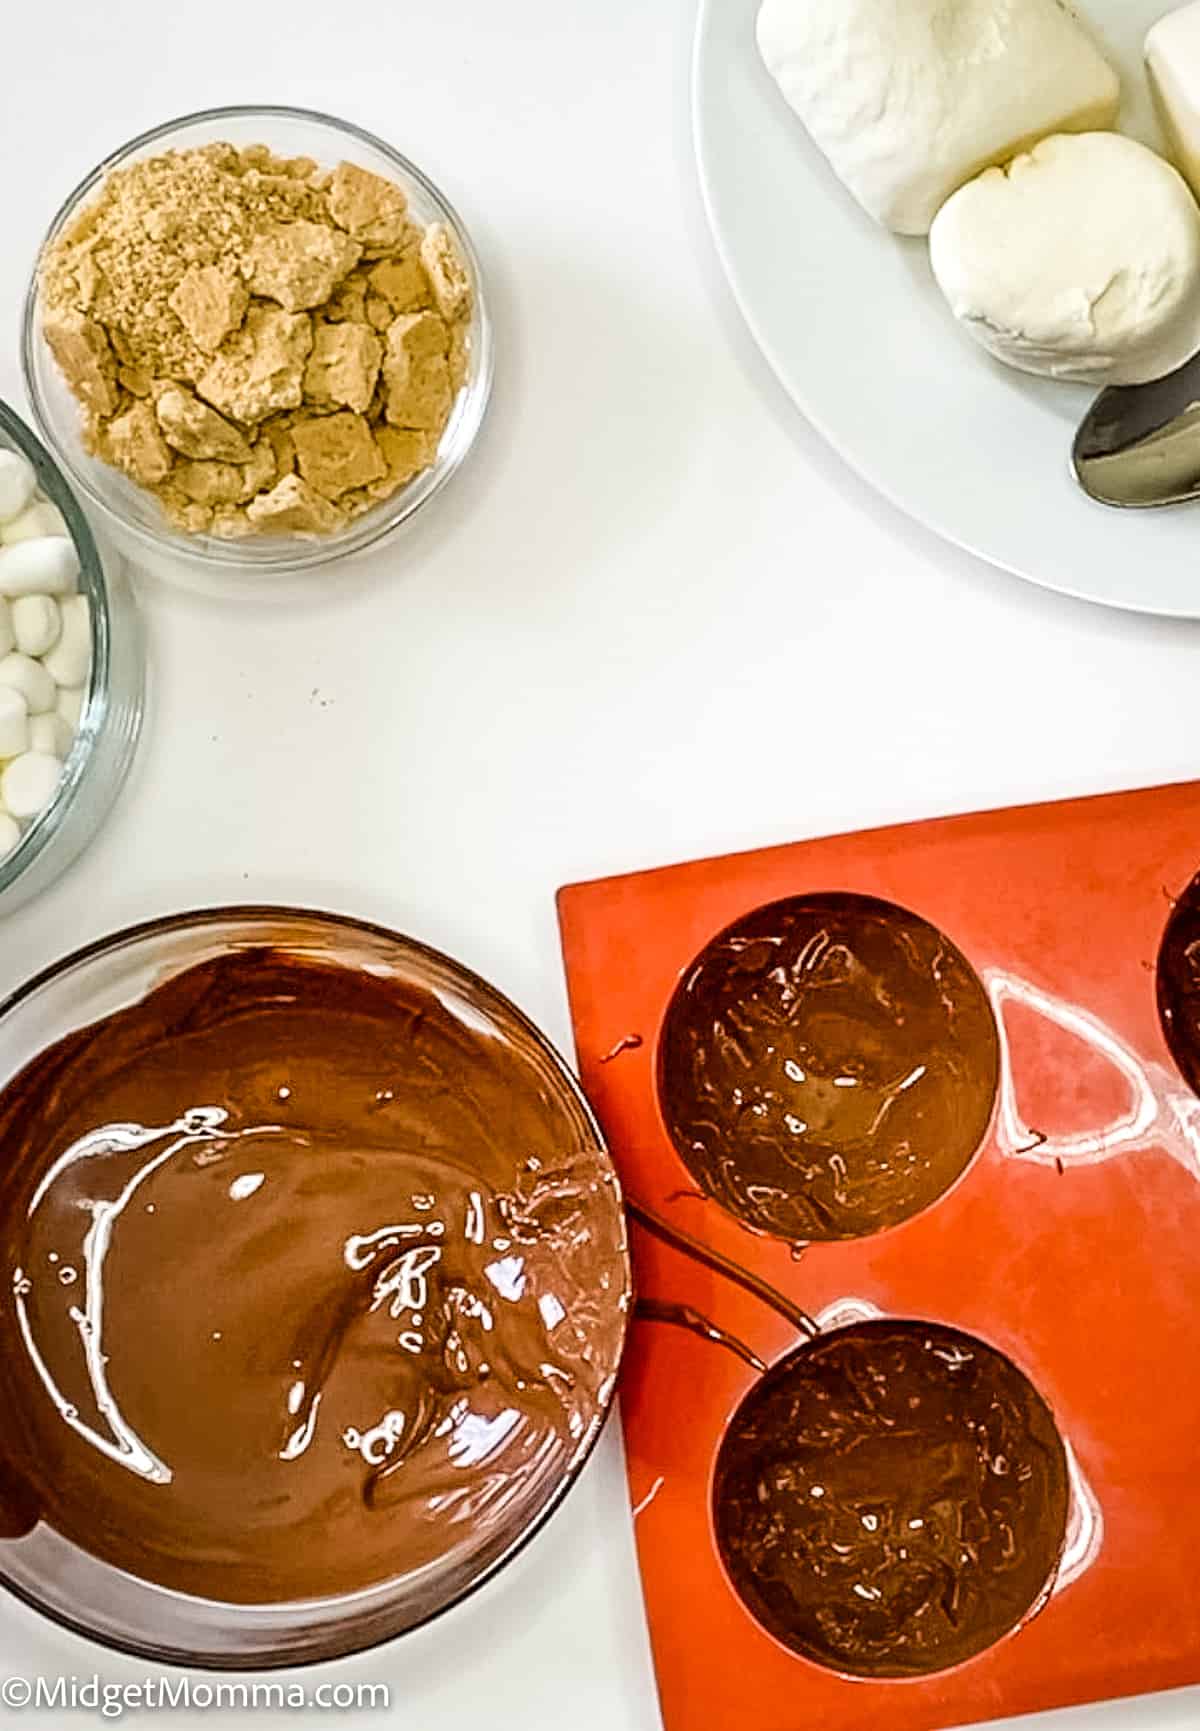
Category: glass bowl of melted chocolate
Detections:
[{"x1": 0, "y1": 909, "x2": 629, "y2": 1667}]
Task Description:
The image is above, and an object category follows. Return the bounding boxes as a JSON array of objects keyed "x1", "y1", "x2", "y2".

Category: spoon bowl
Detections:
[{"x1": 1074, "y1": 351, "x2": 1200, "y2": 507}]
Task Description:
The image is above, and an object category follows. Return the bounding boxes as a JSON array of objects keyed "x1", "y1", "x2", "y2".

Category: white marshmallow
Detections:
[
  {"x1": 1148, "y1": 4, "x2": 1200, "y2": 201},
  {"x1": 41, "y1": 596, "x2": 89, "y2": 688},
  {"x1": 0, "y1": 652, "x2": 57, "y2": 715},
  {"x1": 756, "y1": 0, "x2": 1119, "y2": 234},
  {"x1": 930, "y1": 133, "x2": 1200, "y2": 386},
  {"x1": 0, "y1": 501, "x2": 68, "y2": 545},
  {"x1": 0, "y1": 687, "x2": 29, "y2": 758},
  {"x1": 29, "y1": 712, "x2": 74, "y2": 758},
  {"x1": 0, "y1": 812, "x2": 20, "y2": 861},
  {"x1": 0, "y1": 599, "x2": 11, "y2": 660},
  {"x1": 1, "y1": 752, "x2": 63, "y2": 819},
  {"x1": 0, "y1": 536, "x2": 79, "y2": 597},
  {"x1": 10, "y1": 595, "x2": 61, "y2": 659},
  {"x1": 56, "y1": 685, "x2": 85, "y2": 729},
  {"x1": 0, "y1": 452, "x2": 37, "y2": 526}
]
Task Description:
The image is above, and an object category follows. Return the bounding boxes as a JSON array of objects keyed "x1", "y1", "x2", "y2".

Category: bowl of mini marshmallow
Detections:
[{"x1": 0, "y1": 400, "x2": 142, "y2": 915}]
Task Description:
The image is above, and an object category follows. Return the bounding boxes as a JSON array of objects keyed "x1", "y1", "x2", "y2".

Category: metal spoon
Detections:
[{"x1": 1073, "y1": 350, "x2": 1200, "y2": 507}]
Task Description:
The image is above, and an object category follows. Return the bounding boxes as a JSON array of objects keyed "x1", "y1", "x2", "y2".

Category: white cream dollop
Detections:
[
  {"x1": 929, "y1": 132, "x2": 1200, "y2": 386},
  {"x1": 755, "y1": 0, "x2": 1119, "y2": 235}
]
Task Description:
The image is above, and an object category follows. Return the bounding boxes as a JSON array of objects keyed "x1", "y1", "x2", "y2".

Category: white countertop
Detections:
[{"x1": 2, "y1": 2, "x2": 1200, "y2": 1727}]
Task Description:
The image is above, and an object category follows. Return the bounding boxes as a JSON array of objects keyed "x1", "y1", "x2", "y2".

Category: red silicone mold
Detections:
[{"x1": 558, "y1": 781, "x2": 1200, "y2": 1731}]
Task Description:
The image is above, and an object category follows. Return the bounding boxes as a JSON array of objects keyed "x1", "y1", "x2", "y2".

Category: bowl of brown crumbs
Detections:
[{"x1": 21, "y1": 106, "x2": 492, "y2": 580}]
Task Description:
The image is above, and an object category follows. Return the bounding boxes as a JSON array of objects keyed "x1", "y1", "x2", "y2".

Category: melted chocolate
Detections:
[
  {"x1": 1157, "y1": 871, "x2": 1200, "y2": 1097},
  {"x1": 0, "y1": 947, "x2": 627, "y2": 1604},
  {"x1": 658, "y1": 894, "x2": 999, "y2": 1241},
  {"x1": 634, "y1": 1299, "x2": 766, "y2": 1372},
  {"x1": 713, "y1": 1320, "x2": 1069, "y2": 1679},
  {"x1": 626, "y1": 1197, "x2": 818, "y2": 1338}
]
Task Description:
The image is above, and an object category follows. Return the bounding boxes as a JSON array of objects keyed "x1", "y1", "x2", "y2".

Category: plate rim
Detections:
[{"x1": 690, "y1": 0, "x2": 1200, "y2": 622}]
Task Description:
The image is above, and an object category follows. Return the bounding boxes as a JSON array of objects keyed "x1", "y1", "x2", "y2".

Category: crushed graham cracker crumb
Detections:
[
  {"x1": 169, "y1": 265, "x2": 249, "y2": 354},
  {"x1": 303, "y1": 323, "x2": 382, "y2": 414},
  {"x1": 291, "y1": 411, "x2": 386, "y2": 498},
  {"x1": 104, "y1": 399, "x2": 173, "y2": 486},
  {"x1": 246, "y1": 473, "x2": 346, "y2": 535},
  {"x1": 156, "y1": 386, "x2": 252, "y2": 462},
  {"x1": 40, "y1": 141, "x2": 474, "y2": 540},
  {"x1": 328, "y1": 162, "x2": 409, "y2": 251}
]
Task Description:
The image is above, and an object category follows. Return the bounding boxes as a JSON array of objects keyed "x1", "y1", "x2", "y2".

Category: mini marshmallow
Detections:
[
  {"x1": 0, "y1": 501, "x2": 68, "y2": 545},
  {"x1": 0, "y1": 687, "x2": 29, "y2": 758},
  {"x1": 0, "y1": 599, "x2": 11, "y2": 660},
  {"x1": 56, "y1": 685, "x2": 85, "y2": 728},
  {"x1": 0, "y1": 536, "x2": 79, "y2": 597},
  {"x1": 0, "y1": 812, "x2": 20, "y2": 861},
  {"x1": 11, "y1": 595, "x2": 61, "y2": 659},
  {"x1": 1, "y1": 752, "x2": 63, "y2": 819},
  {"x1": 28, "y1": 712, "x2": 73, "y2": 758},
  {"x1": 0, "y1": 652, "x2": 57, "y2": 714},
  {"x1": 42, "y1": 595, "x2": 90, "y2": 689},
  {"x1": 0, "y1": 451, "x2": 36, "y2": 526}
]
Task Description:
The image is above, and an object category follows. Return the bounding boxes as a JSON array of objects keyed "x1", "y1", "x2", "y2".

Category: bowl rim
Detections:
[
  {"x1": 0, "y1": 903, "x2": 631, "y2": 1670},
  {"x1": 0, "y1": 399, "x2": 114, "y2": 899},
  {"x1": 20, "y1": 104, "x2": 495, "y2": 575}
]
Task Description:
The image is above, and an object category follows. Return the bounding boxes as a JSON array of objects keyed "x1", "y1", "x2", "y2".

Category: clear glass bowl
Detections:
[
  {"x1": 21, "y1": 107, "x2": 493, "y2": 584},
  {"x1": 0, "y1": 908, "x2": 629, "y2": 1669},
  {"x1": 0, "y1": 403, "x2": 143, "y2": 916}
]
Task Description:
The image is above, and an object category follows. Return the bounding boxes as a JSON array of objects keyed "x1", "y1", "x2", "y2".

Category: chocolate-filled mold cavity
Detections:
[
  {"x1": 1157, "y1": 871, "x2": 1200, "y2": 1097},
  {"x1": 713, "y1": 1320, "x2": 1070, "y2": 1679},
  {"x1": 0, "y1": 942, "x2": 628, "y2": 1608},
  {"x1": 657, "y1": 894, "x2": 1000, "y2": 1242}
]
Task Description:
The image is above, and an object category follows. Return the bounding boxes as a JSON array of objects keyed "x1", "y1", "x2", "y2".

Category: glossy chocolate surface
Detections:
[
  {"x1": 713, "y1": 1320, "x2": 1069, "y2": 1679},
  {"x1": 658, "y1": 894, "x2": 999, "y2": 1241},
  {"x1": 1157, "y1": 871, "x2": 1200, "y2": 1098},
  {"x1": 0, "y1": 947, "x2": 627, "y2": 1604}
]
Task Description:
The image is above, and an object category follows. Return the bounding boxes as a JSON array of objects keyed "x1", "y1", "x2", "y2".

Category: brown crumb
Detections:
[
  {"x1": 383, "y1": 311, "x2": 451, "y2": 430},
  {"x1": 171, "y1": 434, "x2": 278, "y2": 507},
  {"x1": 243, "y1": 220, "x2": 361, "y2": 313},
  {"x1": 120, "y1": 368, "x2": 152, "y2": 399},
  {"x1": 43, "y1": 311, "x2": 120, "y2": 418},
  {"x1": 197, "y1": 306, "x2": 312, "y2": 423},
  {"x1": 374, "y1": 425, "x2": 437, "y2": 489},
  {"x1": 291, "y1": 411, "x2": 386, "y2": 498},
  {"x1": 104, "y1": 398, "x2": 174, "y2": 485},
  {"x1": 365, "y1": 296, "x2": 393, "y2": 331},
  {"x1": 328, "y1": 162, "x2": 409, "y2": 250},
  {"x1": 156, "y1": 386, "x2": 252, "y2": 462},
  {"x1": 210, "y1": 505, "x2": 258, "y2": 539},
  {"x1": 339, "y1": 426, "x2": 437, "y2": 517},
  {"x1": 40, "y1": 140, "x2": 473, "y2": 539},
  {"x1": 157, "y1": 487, "x2": 214, "y2": 533},
  {"x1": 239, "y1": 439, "x2": 277, "y2": 499},
  {"x1": 368, "y1": 248, "x2": 432, "y2": 314},
  {"x1": 325, "y1": 271, "x2": 369, "y2": 323},
  {"x1": 303, "y1": 322, "x2": 382, "y2": 413},
  {"x1": 263, "y1": 420, "x2": 296, "y2": 478},
  {"x1": 246, "y1": 473, "x2": 346, "y2": 535},
  {"x1": 169, "y1": 264, "x2": 249, "y2": 353},
  {"x1": 172, "y1": 459, "x2": 244, "y2": 506},
  {"x1": 388, "y1": 309, "x2": 448, "y2": 361},
  {"x1": 448, "y1": 321, "x2": 470, "y2": 392},
  {"x1": 420, "y1": 223, "x2": 472, "y2": 320}
]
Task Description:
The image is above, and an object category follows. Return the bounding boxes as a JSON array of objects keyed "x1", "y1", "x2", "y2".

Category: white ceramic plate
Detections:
[{"x1": 693, "y1": 0, "x2": 1200, "y2": 616}]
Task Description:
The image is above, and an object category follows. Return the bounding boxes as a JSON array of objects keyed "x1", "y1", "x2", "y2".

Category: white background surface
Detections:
[{"x1": 0, "y1": 2, "x2": 1199, "y2": 1728}]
